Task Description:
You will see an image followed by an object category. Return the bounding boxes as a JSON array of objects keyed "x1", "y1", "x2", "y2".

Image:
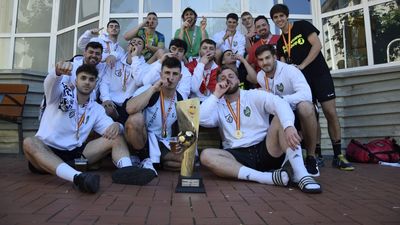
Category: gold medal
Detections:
[
  {"x1": 235, "y1": 130, "x2": 242, "y2": 139},
  {"x1": 162, "y1": 130, "x2": 167, "y2": 138}
]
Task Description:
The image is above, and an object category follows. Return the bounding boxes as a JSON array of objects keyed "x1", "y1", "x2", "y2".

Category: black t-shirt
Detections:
[
  {"x1": 276, "y1": 20, "x2": 330, "y2": 77},
  {"x1": 237, "y1": 63, "x2": 256, "y2": 90}
]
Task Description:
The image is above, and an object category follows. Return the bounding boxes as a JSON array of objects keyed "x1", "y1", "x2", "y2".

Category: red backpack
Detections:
[{"x1": 346, "y1": 137, "x2": 400, "y2": 163}]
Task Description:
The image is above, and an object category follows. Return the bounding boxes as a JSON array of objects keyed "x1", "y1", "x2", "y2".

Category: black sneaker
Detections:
[
  {"x1": 305, "y1": 156, "x2": 320, "y2": 177},
  {"x1": 73, "y1": 172, "x2": 100, "y2": 193},
  {"x1": 112, "y1": 166, "x2": 156, "y2": 185},
  {"x1": 316, "y1": 155, "x2": 325, "y2": 167}
]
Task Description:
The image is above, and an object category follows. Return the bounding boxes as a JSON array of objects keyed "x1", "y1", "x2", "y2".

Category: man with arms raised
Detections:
[
  {"x1": 100, "y1": 36, "x2": 147, "y2": 122},
  {"x1": 123, "y1": 12, "x2": 165, "y2": 63},
  {"x1": 24, "y1": 64, "x2": 153, "y2": 194},
  {"x1": 175, "y1": 7, "x2": 208, "y2": 61},
  {"x1": 78, "y1": 20, "x2": 124, "y2": 68}
]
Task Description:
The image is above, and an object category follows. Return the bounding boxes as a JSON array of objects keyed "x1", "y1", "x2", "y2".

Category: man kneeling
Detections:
[{"x1": 199, "y1": 66, "x2": 322, "y2": 193}]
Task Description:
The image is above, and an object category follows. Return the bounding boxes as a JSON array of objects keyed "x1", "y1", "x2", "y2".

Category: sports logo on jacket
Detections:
[
  {"x1": 276, "y1": 83, "x2": 284, "y2": 92},
  {"x1": 69, "y1": 109, "x2": 75, "y2": 118},
  {"x1": 225, "y1": 114, "x2": 233, "y2": 123},
  {"x1": 115, "y1": 69, "x2": 122, "y2": 77},
  {"x1": 244, "y1": 106, "x2": 251, "y2": 117}
]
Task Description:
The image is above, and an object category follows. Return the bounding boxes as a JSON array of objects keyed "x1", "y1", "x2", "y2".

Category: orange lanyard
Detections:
[
  {"x1": 260, "y1": 33, "x2": 271, "y2": 45},
  {"x1": 281, "y1": 24, "x2": 292, "y2": 58},
  {"x1": 122, "y1": 64, "x2": 128, "y2": 92},
  {"x1": 76, "y1": 103, "x2": 87, "y2": 140},
  {"x1": 185, "y1": 29, "x2": 192, "y2": 48},
  {"x1": 227, "y1": 35, "x2": 234, "y2": 50},
  {"x1": 225, "y1": 95, "x2": 240, "y2": 131},
  {"x1": 184, "y1": 28, "x2": 197, "y2": 53},
  {"x1": 264, "y1": 75, "x2": 271, "y2": 92},
  {"x1": 144, "y1": 30, "x2": 152, "y2": 47},
  {"x1": 160, "y1": 90, "x2": 176, "y2": 138}
]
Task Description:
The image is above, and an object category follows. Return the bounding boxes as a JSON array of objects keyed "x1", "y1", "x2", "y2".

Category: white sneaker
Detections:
[
  {"x1": 130, "y1": 155, "x2": 141, "y2": 167},
  {"x1": 140, "y1": 158, "x2": 158, "y2": 176}
]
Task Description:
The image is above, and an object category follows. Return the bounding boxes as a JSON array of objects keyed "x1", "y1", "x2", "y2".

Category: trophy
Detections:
[{"x1": 174, "y1": 98, "x2": 205, "y2": 193}]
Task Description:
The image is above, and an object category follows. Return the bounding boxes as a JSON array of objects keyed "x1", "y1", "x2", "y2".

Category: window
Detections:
[
  {"x1": 156, "y1": 18, "x2": 172, "y2": 48},
  {"x1": 144, "y1": 0, "x2": 172, "y2": 13},
  {"x1": 79, "y1": 0, "x2": 99, "y2": 22},
  {"x1": 0, "y1": 38, "x2": 11, "y2": 69},
  {"x1": 111, "y1": 0, "x2": 139, "y2": 13},
  {"x1": 321, "y1": 0, "x2": 361, "y2": 13},
  {"x1": 182, "y1": 0, "x2": 241, "y2": 14},
  {"x1": 284, "y1": 0, "x2": 311, "y2": 14},
  {"x1": 205, "y1": 18, "x2": 227, "y2": 38},
  {"x1": 249, "y1": 0, "x2": 277, "y2": 14},
  {"x1": 0, "y1": 0, "x2": 13, "y2": 33},
  {"x1": 56, "y1": 30, "x2": 74, "y2": 62},
  {"x1": 16, "y1": 0, "x2": 53, "y2": 33},
  {"x1": 322, "y1": 9, "x2": 367, "y2": 69},
  {"x1": 369, "y1": 1, "x2": 400, "y2": 64},
  {"x1": 14, "y1": 37, "x2": 50, "y2": 72},
  {"x1": 112, "y1": 18, "x2": 138, "y2": 50},
  {"x1": 58, "y1": 0, "x2": 77, "y2": 31}
]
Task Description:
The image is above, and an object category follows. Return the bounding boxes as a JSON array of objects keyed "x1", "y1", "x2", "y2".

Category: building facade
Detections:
[{"x1": 1, "y1": 0, "x2": 399, "y2": 73}]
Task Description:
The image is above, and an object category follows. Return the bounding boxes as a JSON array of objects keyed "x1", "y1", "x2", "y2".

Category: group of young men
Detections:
[{"x1": 24, "y1": 4, "x2": 355, "y2": 194}]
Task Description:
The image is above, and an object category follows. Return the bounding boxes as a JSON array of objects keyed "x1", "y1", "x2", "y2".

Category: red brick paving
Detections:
[{"x1": 0, "y1": 155, "x2": 399, "y2": 225}]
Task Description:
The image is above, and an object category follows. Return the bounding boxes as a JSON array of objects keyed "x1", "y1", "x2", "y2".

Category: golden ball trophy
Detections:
[{"x1": 175, "y1": 98, "x2": 205, "y2": 193}]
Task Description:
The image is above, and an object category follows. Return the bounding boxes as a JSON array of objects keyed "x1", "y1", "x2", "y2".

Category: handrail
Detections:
[{"x1": 387, "y1": 38, "x2": 400, "y2": 63}]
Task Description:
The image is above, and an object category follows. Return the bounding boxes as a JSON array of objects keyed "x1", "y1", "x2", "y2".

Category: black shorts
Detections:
[
  {"x1": 269, "y1": 110, "x2": 301, "y2": 131},
  {"x1": 303, "y1": 71, "x2": 336, "y2": 103},
  {"x1": 113, "y1": 102, "x2": 128, "y2": 125},
  {"x1": 225, "y1": 140, "x2": 285, "y2": 172},
  {"x1": 48, "y1": 144, "x2": 87, "y2": 165}
]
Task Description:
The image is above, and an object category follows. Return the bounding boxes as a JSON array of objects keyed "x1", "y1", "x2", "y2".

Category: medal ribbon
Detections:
[
  {"x1": 264, "y1": 75, "x2": 271, "y2": 92},
  {"x1": 122, "y1": 64, "x2": 128, "y2": 91},
  {"x1": 281, "y1": 24, "x2": 292, "y2": 59},
  {"x1": 76, "y1": 102, "x2": 87, "y2": 139},
  {"x1": 160, "y1": 90, "x2": 176, "y2": 137},
  {"x1": 227, "y1": 35, "x2": 234, "y2": 50},
  {"x1": 184, "y1": 28, "x2": 197, "y2": 53},
  {"x1": 225, "y1": 95, "x2": 241, "y2": 132},
  {"x1": 144, "y1": 30, "x2": 153, "y2": 47}
]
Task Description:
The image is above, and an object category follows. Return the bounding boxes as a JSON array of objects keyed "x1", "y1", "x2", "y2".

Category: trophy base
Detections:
[{"x1": 175, "y1": 173, "x2": 205, "y2": 193}]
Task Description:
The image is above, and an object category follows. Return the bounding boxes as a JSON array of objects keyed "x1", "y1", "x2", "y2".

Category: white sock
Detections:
[
  {"x1": 116, "y1": 156, "x2": 133, "y2": 168},
  {"x1": 238, "y1": 166, "x2": 288, "y2": 186},
  {"x1": 286, "y1": 146, "x2": 320, "y2": 189},
  {"x1": 55, "y1": 163, "x2": 81, "y2": 182}
]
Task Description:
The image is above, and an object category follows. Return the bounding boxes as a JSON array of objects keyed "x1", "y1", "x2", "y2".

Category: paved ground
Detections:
[{"x1": 0, "y1": 154, "x2": 399, "y2": 225}]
